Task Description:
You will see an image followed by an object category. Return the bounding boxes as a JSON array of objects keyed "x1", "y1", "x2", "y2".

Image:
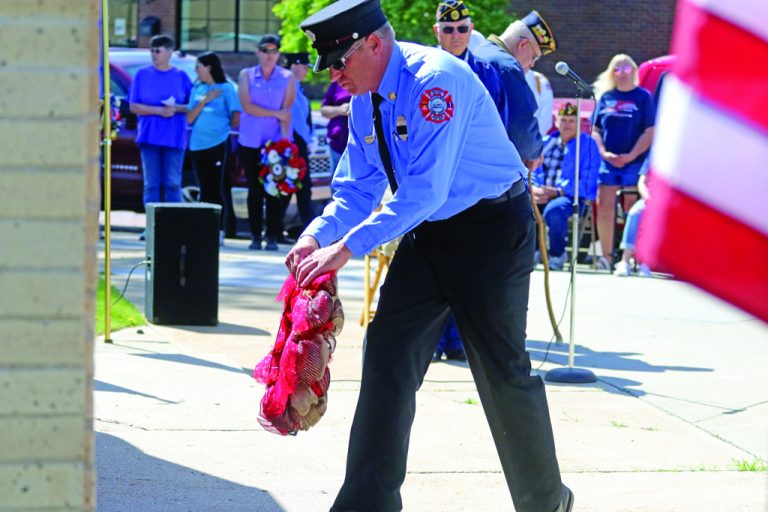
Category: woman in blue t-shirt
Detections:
[
  {"x1": 187, "y1": 52, "x2": 242, "y2": 244},
  {"x1": 129, "y1": 34, "x2": 192, "y2": 209},
  {"x1": 591, "y1": 54, "x2": 655, "y2": 270}
]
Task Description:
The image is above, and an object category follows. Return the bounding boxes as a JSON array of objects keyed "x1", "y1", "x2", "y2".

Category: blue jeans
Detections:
[
  {"x1": 542, "y1": 196, "x2": 588, "y2": 257},
  {"x1": 140, "y1": 144, "x2": 185, "y2": 205},
  {"x1": 436, "y1": 314, "x2": 463, "y2": 355},
  {"x1": 620, "y1": 198, "x2": 646, "y2": 251}
]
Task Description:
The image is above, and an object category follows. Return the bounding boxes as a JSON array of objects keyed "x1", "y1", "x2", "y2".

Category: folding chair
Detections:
[
  {"x1": 564, "y1": 200, "x2": 597, "y2": 268},
  {"x1": 360, "y1": 237, "x2": 400, "y2": 326},
  {"x1": 611, "y1": 188, "x2": 640, "y2": 265}
]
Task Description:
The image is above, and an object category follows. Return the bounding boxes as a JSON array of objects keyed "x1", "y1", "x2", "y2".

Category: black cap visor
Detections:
[{"x1": 313, "y1": 40, "x2": 355, "y2": 72}]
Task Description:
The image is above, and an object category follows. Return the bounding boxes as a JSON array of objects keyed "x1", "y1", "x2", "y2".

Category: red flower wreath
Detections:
[{"x1": 258, "y1": 139, "x2": 308, "y2": 197}]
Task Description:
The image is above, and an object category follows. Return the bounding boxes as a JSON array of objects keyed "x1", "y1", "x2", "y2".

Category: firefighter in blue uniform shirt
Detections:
[
  {"x1": 473, "y1": 11, "x2": 558, "y2": 167},
  {"x1": 285, "y1": 1, "x2": 573, "y2": 511}
]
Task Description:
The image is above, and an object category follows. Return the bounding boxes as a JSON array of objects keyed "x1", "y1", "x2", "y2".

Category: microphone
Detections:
[{"x1": 555, "y1": 61, "x2": 593, "y2": 95}]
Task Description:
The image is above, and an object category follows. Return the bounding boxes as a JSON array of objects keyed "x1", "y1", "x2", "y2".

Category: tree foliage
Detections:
[{"x1": 274, "y1": 0, "x2": 515, "y2": 52}]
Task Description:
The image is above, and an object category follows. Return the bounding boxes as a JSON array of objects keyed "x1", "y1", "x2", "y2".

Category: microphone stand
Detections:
[{"x1": 545, "y1": 83, "x2": 597, "y2": 384}]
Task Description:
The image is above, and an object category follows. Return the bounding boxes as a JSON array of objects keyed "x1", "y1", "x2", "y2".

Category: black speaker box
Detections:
[{"x1": 145, "y1": 203, "x2": 221, "y2": 325}]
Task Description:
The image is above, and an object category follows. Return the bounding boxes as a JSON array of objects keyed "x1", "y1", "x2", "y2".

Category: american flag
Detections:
[{"x1": 638, "y1": 0, "x2": 768, "y2": 322}]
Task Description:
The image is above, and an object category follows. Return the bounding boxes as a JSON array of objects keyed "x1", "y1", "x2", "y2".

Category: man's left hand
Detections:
[
  {"x1": 295, "y1": 242, "x2": 352, "y2": 288},
  {"x1": 524, "y1": 155, "x2": 544, "y2": 171}
]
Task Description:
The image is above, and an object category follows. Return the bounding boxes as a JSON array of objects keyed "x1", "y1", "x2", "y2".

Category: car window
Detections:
[{"x1": 110, "y1": 77, "x2": 127, "y2": 97}]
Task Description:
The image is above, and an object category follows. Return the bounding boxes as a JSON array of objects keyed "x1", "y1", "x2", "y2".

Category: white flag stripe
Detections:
[
  {"x1": 652, "y1": 76, "x2": 768, "y2": 237},
  {"x1": 689, "y1": 0, "x2": 768, "y2": 42}
]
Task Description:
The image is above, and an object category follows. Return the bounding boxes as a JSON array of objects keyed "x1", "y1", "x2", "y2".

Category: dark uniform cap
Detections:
[
  {"x1": 521, "y1": 11, "x2": 557, "y2": 55},
  {"x1": 259, "y1": 34, "x2": 281, "y2": 48},
  {"x1": 436, "y1": 0, "x2": 471, "y2": 22},
  {"x1": 283, "y1": 52, "x2": 311, "y2": 66},
  {"x1": 300, "y1": 0, "x2": 388, "y2": 72}
]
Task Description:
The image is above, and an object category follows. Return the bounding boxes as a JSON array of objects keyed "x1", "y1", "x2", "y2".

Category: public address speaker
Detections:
[{"x1": 145, "y1": 203, "x2": 221, "y2": 325}]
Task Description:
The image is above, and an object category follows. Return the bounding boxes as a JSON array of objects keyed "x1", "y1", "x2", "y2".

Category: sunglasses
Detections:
[
  {"x1": 330, "y1": 39, "x2": 366, "y2": 71},
  {"x1": 258, "y1": 47, "x2": 280, "y2": 54},
  {"x1": 150, "y1": 47, "x2": 168, "y2": 54},
  {"x1": 440, "y1": 25, "x2": 471, "y2": 34},
  {"x1": 614, "y1": 64, "x2": 634, "y2": 73}
]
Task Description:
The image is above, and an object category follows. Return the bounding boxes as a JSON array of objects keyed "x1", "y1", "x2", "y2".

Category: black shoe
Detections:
[
  {"x1": 431, "y1": 352, "x2": 443, "y2": 363},
  {"x1": 264, "y1": 238, "x2": 278, "y2": 251},
  {"x1": 555, "y1": 485, "x2": 574, "y2": 512},
  {"x1": 445, "y1": 348, "x2": 467, "y2": 362},
  {"x1": 276, "y1": 234, "x2": 296, "y2": 245},
  {"x1": 249, "y1": 238, "x2": 262, "y2": 250}
]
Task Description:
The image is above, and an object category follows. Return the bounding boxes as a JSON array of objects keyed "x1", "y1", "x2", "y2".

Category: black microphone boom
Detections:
[{"x1": 555, "y1": 61, "x2": 593, "y2": 96}]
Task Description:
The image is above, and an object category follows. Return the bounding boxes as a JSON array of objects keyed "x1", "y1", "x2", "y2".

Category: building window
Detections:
[
  {"x1": 109, "y1": 0, "x2": 139, "y2": 47},
  {"x1": 180, "y1": 0, "x2": 280, "y2": 52}
]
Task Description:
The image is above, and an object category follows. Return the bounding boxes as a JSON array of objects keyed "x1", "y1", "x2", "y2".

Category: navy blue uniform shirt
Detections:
[{"x1": 472, "y1": 39, "x2": 543, "y2": 160}]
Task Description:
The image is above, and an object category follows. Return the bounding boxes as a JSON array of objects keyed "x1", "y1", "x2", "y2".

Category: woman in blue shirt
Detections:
[
  {"x1": 187, "y1": 52, "x2": 241, "y2": 244},
  {"x1": 591, "y1": 53, "x2": 655, "y2": 270}
]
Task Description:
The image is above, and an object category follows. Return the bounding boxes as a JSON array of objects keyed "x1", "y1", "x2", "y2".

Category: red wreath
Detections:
[{"x1": 258, "y1": 139, "x2": 308, "y2": 197}]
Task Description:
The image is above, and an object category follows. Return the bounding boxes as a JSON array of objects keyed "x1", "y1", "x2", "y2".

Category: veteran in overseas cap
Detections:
[
  {"x1": 300, "y1": 0, "x2": 388, "y2": 72},
  {"x1": 435, "y1": 0, "x2": 470, "y2": 22},
  {"x1": 521, "y1": 10, "x2": 557, "y2": 55}
]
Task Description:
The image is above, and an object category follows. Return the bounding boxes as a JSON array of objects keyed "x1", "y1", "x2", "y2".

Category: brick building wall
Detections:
[
  {"x1": 0, "y1": 0, "x2": 99, "y2": 510},
  {"x1": 138, "y1": 0, "x2": 178, "y2": 47},
  {"x1": 504, "y1": 0, "x2": 676, "y2": 96}
]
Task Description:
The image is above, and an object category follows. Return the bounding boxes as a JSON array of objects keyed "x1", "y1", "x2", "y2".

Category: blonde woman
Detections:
[{"x1": 591, "y1": 54, "x2": 655, "y2": 269}]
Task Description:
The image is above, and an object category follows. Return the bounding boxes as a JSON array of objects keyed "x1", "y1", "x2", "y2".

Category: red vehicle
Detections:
[
  {"x1": 105, "y1": 48, "x2": 332, "y2": 234},
  {"x1": 638, "y1": 55, "x2": 676, "y2": 97}
]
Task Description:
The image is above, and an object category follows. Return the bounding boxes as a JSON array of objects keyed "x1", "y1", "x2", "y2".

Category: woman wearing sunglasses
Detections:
[
  {"x1": 591, "y1": 53, "x2": 656, "y2": 270},
  {"x1": 238, "y1": 34, "x2": 296, "y2": 251}
]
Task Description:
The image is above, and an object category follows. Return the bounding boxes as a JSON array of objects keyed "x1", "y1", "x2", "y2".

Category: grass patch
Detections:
[
  {"x1": 463, "y1": 398, "x2": 479, "y2": 405},
  {"x1": 733, "y1": 457, "x2": 768, "y2": 472},
  {"x1": 310, "y1": 99, "x2": 323, "y2": 112},
  {"x1": 610, "y1": 420, "x2": 628, "y2": 428},
  {"x1": 95, "y1": 275, "x2": 145, "y2": 336}
]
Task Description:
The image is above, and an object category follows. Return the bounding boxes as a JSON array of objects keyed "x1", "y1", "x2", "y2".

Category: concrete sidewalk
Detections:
[{"x1": 96, "y1": 231, "x2": 768, "y2": 511}]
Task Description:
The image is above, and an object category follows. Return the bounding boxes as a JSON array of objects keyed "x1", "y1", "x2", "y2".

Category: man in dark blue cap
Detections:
[
  {"x1": 286, "y1": 1, "x2": 573, "y2": 511},
  {"x1": 472, "y1": 11, "x2": 558, "y2": 169},
  {"x1": 283, "y1": 51, "x2": 315, "y2": 234}
]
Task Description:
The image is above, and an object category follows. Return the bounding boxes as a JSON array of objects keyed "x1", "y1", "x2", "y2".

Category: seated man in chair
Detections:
[{"x1": 532, "y1": 103, "x2": 600, "y2": 269}]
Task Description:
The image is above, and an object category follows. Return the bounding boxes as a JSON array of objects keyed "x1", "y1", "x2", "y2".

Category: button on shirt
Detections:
[{"x1": 303, "y1": 42, "x2": 527, "y2": 256}]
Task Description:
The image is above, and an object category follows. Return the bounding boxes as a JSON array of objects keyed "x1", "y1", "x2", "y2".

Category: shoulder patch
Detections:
[{"x1": 419, "y1": 87, "x2": 454, "y2": 124}]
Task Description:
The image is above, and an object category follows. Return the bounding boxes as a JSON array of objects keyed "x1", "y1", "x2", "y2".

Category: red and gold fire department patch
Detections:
[{"x1": 419, "y1": 87, "x2": 454, "y2": 124}]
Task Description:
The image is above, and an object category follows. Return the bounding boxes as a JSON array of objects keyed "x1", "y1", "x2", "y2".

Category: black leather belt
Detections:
[{"x1": 477, "y1": 178, "x2": 526, "y2": 206}]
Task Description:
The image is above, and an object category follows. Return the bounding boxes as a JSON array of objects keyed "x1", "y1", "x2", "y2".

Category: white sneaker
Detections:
[
  {"x1": 596, "y1": 256, "x2": 612, "y2": 271},
  {"x1": 637, "y1": 263, "x2": 652, "y2": 277},
  {"x1": 614, "y1": 260, "x2": 631, "y2": 277},
  {"x1": 549, "y1": 254, "x2": 566, "y2": 270}
]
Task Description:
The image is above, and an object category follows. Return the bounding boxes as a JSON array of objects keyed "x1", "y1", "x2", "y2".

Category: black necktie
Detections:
[{"x1": 371, "y1": 92, "x2": 398, "y2": 193}]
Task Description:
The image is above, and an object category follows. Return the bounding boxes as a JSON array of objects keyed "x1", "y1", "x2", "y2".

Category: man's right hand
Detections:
[{"x1": 286, "y1": 235, "x2": 320, "y2": 275}]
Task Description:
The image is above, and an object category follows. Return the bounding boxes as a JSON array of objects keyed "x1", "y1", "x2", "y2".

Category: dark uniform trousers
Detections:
[{"x1": 332, "y1": 187, "x2": 563, "y2": 512}]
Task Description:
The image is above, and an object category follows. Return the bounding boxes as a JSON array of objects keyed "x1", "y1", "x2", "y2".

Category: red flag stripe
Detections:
[
  {"x1": 638, "y1": 173, "x2": 768, "y2": 323},
  {"x1": 672, "y1": 0, "x2": 768, "y2": 132},
  {"x1": 651, "y1": 76, "x2": 768, "y2": 237},
  {"x1": 689, "y1": 0, "x2": 768, "y2": 43}
]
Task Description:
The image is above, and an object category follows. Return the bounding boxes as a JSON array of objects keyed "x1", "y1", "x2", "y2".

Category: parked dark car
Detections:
[{"x1": 104, "y1": 48, "x2": 331, "y2": 234}]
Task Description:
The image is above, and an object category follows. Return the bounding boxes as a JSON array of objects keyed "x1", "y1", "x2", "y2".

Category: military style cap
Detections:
[
  {"x1": 300, "y1": 0, "x2": 388, "y2": 72},
  {"x1": 283, "y1": 52, "x2": 311, "y2": 66},
  {"x1": 521, "y1": 11, "x2": 557, "y2": 55},
  {"x1": 436, "y1": 0, "x2": 471, "y2": 22},
  {"x1": 259, "y1": 34, "x2": 281, "y2": 49},
  {"x1": 558, "y1": 102, "x2": 578, "y2": 116}
]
